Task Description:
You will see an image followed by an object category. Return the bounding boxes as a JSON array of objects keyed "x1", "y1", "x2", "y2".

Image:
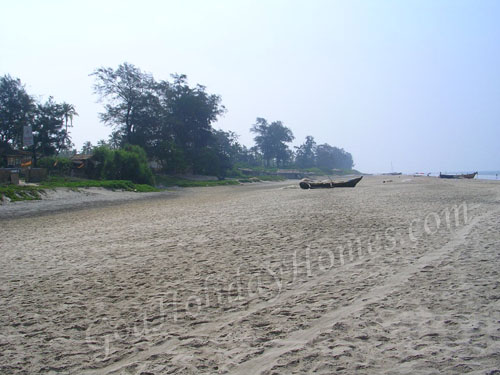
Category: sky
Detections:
[{"x1": 1, "y1": 0, "x2": 499, "y2": 173}]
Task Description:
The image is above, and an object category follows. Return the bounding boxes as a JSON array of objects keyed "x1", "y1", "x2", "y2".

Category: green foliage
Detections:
[
  {"x1": 253, "y1": 175, "x2": 285, "y2": 181},
  {"x1": 302, "y1": 167, "x2": 325, "y2": 174},
  {"x1": 154, "y1": 140, "x2": 188, "y2": 173},
  {"x1": 0, "y1": 177, "x2": 158, "y2": 203},
  {"x1": 202, "y1": 129, "x2": 241, "y2": 177},
  {"x1": 0, "y1": 75, "x2": 35, "y2": 146},
  {"x1": 91, "y1": 64, "x2": 226, "y2": 175},
  {"x1": 3, "y1": 68, "x2": 359, "y2": 181},
  {"x1": 315, "y1": 143, "x2": 354, "y2": 170},
  {"x1": 192, "y1": 146, "x2": 233, "y2": 177},
  {"x1": 233, "y1": 164, "x2": 279, "y2": 173},
  {"x1": 155, "y1": 175, "x2": 239, "y2": 187},
  {"x1": 39, "y1": 177, "x2": 158, "y2": 192},
  {"x1": 236, "y1": 175, "x2": 285, "y2": 183},
  {"x1": 251, "y1": 117, "x2": 294, "y2": 167},
  {"x1": 81, "y1": 141, "x2": 94, "y2": 154},
  {"x1": 86, "y1": 145, "x2": 112, "y2": 179},
  {"x1": 226, "y1": 166, "x2": 245, "y2": 178},
  {"x1": 91, "y1": 63, "x2": 155, "y2": 146},
  {"x1": 166, "y1": 74, "x2": 226, "y2": 154},
  {"x1": 91, "y1": 144, "x2": 154, "y2": 185},
  {"x1": 38, "y1": 156, "x2": 72, "y2": 176},
  {"x1": 90, "y1": 63, "x2": 358, "y2": 176},
  {"x1": 0, "y1": 75, "x2": 76, "y2": 164},
  {"x1": 295, "y1": 136, "x2": 317, "y2": 169},
  {"x1": 0, "y1": 185, "x2": 42, "y2": 202}
]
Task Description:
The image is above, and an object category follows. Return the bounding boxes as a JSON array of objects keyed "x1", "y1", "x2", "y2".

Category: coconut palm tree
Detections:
[
  {"x1": 60, "y1": 103, "x2": 78, "y2": 150},
  {"x1": 61, "y1": 103, "x2": 78, "y2": 132}
]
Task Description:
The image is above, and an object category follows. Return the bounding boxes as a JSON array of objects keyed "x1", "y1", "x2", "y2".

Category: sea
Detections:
[{"x1": 425, "y1": 171, "x2": 500, "y2": 181}]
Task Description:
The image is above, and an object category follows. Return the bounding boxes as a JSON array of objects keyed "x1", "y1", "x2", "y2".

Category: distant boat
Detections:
[
  {"x1": 300, "y1": 176, "x2": 363, "y2": 189},
  {"x1": 387, "y1": 162, "x2": 401, "y2": 176},
  {"x1": 439, "y1": 172, "x2": 477, "y2": 179}
]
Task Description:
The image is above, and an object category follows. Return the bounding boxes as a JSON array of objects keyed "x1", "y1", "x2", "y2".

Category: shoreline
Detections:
[
  {"x1": 0, "y1": 180, "x2": 293, "y2": 220},
  {"x1": 0, "y1": 187, "x2": 171, "y2": 220},
  {"x1": 1, "y1": 176, "x2": 499, "y2": 221}
]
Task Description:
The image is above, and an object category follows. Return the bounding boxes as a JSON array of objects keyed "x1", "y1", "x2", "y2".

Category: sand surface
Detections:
[
  {"x1": 1, "y1": 176, "x2": 499, "y2": 374},
  {"x1": 0, "y1": 187, "x2": 169, "y2": 219}
]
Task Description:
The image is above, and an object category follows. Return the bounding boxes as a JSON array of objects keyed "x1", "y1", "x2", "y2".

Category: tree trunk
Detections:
[{"x1": 32, "y1": 145, "x2": 37, "y2": 167}]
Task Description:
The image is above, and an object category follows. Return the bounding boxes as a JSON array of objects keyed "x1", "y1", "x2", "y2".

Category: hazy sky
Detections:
[{"x1": 1, "y1": 0, "x2": 499, "y2": 173}]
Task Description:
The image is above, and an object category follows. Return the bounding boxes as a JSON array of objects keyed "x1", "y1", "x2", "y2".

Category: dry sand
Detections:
[
  {"x1": 0, "y1": 187, "x2": 170, "y2": 219},
  {"x1": 0, "y1": 176, "x2": 499, "y2": 374}
]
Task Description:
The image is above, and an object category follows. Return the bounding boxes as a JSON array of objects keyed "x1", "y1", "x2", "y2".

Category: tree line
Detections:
[
  {"x1": 0, "y1": 75, "x2": 76, "y2": 166},
  {"x1": 0, "y1": 63, "x2": 354, "y2": 176}
]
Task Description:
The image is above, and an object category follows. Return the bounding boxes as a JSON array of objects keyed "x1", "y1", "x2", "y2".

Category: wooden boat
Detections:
[
  {"x1": 300, "y1": 176, "x2": 363, "y2": 189},
  {"x1": 439, "y1": 172, "x2": 477, "y2": 179}
]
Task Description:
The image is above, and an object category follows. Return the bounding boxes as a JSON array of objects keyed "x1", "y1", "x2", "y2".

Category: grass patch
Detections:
[
  {"x1": 237, "y1": 175, "x2": 286, "y2": 183},
  {"x1": 39, "y1": 177, "x2": 158, "y2": 192},
  {"x1": 156, "y1": 174, "x2": 286, "y2": 187},
  {"x1": 0, "y1": 185, "x2": 43, "y2": 202},
  {"x1": 156, "y1": 175, "x2": 239, "y2": 187},
  {"x1": 254, "y1": 175, "x2": 286, "y2": 181},
  {"x1": 234, "y1": 165, "x2": 279, "y2": 174},
  {"x1": 1, "y1": 177, "x2": 158, "y2": 202}
]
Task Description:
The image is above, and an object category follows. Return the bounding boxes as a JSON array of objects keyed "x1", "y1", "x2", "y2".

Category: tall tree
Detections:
[
  {"x1": 0, "y1": 75, "x2": 76, "y2": 163},
  {"x1": 81, "y1": 141, "x2": 94, "y2": 155},
  {"x1": 108, "y1": 130, "x2": 123, "y2": 149},
  {"x1": 91, "y1": 62, "x2": 155, "y2": 145},
  {"x1": 61, "y1": 103, "x2": 78, "y2": 149},
  {"x1": 295, "y1": 135, "x2": 317, "y2": 169},
  {"x1": 159, "y1": 75, "x2": 225, "y2": 164},
  {"x1": 92, "y1": 64, "x2": 226, "y2": 174},
  {"x1": 0, "y1": 75, "x2": 35, "y2": 147},
  {"x1": 204, "y1": 129, "x2": 242, "y2": 177},
  {"x1": 150, "y1": 74, "x2": 225, "y2": 172},
  {"x1": 31, "y1": 97, "x2": 70, "y2": 165},
  {"x1": 251, "y1": 117, "x2": 294, "y2": 167},
  {"x1": 61, "y1": 103, "x2": 77, "y2": 132},
  {"x1": 315, "y1": 143, "x2": 354, "y2": 170}
]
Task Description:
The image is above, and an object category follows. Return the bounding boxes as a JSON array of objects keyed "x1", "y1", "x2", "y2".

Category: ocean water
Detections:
[
  {"x1": 426, "y1": 171, "x2": 500, "y2": 180},
  {"x1": 477, "y1": 171, "x2": 500, "y2": 180}
]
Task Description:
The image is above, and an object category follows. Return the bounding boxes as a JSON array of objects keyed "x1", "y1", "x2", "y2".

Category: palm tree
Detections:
[
  {"x1": 61, "y1": 103, "x2": 78, "y2": 150},
  {"x1": 61, "y1": 103, "x2": 78, "y2": 132}
]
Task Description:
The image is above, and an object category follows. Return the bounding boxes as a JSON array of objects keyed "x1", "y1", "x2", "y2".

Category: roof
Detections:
[
  {"x1": 0, "y1": 147, "x2": 32, "y2": 157},
  {"x1": 277, "y1": 169, "x2": 302, "y2": 174},
  {"x1": 71, "y1": 154, "x2": 93, "y2": 161}
]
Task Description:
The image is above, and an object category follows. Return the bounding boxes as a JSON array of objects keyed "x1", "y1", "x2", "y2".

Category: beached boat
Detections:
[
  {"x1": 439, "y1": 172, "x2": 477, "y2": 179},
  {"x1": 299, "y1": 176, "x2": 363, "y2": 189}
]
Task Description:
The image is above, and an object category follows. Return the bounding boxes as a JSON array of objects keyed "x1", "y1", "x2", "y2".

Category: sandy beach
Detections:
[{"x1": 1, "y1": 176, "x2": 499, "y2": 374}]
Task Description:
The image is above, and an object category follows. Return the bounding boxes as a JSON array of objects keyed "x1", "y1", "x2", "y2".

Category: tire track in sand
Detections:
[
  {"x1": 81, "y1": 227, "x2": 390, "y2": 375},
  {"x1": 82, "y1": 205, "x2": 496, "y2": 375},
  {"x1": 228, "y1": 207, "x2": 499, "y2": 375}
]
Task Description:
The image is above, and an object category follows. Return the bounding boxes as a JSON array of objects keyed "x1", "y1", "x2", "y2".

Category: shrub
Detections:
[
  {"x1": 38, "y1": 156, "x2": 72, "y2": 176},
  {"x1": 89, "y1": 146, "x2": 113, "y2": 179},
  {"x1": 100, "y1": 145, "x2": 154, "y2": 185}
]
